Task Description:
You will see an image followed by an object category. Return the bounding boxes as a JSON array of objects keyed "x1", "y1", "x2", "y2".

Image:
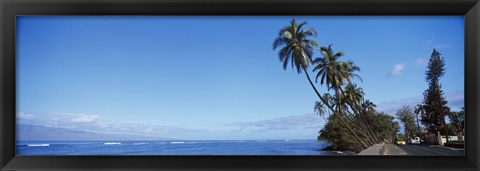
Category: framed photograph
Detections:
[{"x1": 1, "y1": 0, "x2": 479, "y2": 170}]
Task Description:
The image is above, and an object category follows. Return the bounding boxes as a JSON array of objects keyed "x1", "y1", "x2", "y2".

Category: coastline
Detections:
[{"x1": 17, "y1": 140, "x2": 335, "y2": 155}]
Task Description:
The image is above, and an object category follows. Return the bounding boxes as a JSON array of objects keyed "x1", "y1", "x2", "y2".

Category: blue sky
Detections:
[{"x1": 16, "y1": 16, "x2": 464, "y2": 140}]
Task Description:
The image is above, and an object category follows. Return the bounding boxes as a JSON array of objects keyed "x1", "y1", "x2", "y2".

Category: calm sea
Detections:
[{"x1": 17, "y1": 140, "x2": 340, "y2": 155}]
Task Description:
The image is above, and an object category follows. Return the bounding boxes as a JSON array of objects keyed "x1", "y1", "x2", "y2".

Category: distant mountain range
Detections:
[{"x1": 17, "y1": 124, "x2": 169, "y2": 141}]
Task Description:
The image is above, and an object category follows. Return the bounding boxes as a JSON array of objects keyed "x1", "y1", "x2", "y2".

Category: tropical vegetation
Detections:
[
  {"x1": 414, "y1": 49, "x2": 464, "y2": 145},
  {"x1": 395, "y1": 106, "x2": 417, "y2": 140},
  {"x1": 272, "y1": 19, "x2": 463, "y2": 152},
  {"x1": 273, "y1": 19, "x2": 400, "y2": 152}
]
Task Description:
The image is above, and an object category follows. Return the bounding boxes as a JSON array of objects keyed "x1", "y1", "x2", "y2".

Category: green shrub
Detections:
[
  {"x1": 447, "y1": 140, "x2": 464, "y2": 144},
  {"x1": 445, "y1": 143, "x2": 464, "y2": 148},
  {"x1": 318, "y1": 115, "x2": 365, "y2": 153}
]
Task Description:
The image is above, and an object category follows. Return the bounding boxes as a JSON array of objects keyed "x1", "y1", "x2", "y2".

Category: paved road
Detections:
[{"x1": 396, "y1": 144, "x2": 464, "y2": 156}]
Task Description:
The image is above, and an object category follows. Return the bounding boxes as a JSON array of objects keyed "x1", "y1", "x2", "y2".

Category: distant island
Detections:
[{"x1": 17, "y1": 124, "x2": 170, "y2": 141}]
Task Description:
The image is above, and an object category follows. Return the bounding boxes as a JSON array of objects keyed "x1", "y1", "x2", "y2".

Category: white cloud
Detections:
[
  {"x1": 444, "y1": 91, "x2": 465, "y2": 110},
  {"x1": 227, "y1": 113, "x2": 324, "y2": 133},
  {"x1": 16, "y1": 112, "x2": 199, "y2": 138},
  {"x1": 389, "y1": 63, "x2": 406, "y2": 77},
  {"x1": 376, "y1": 91, "x2": 464, "y2": 115},
  {"x1": 16, "y1": 112, "x2": 325, "y2": 140},
  {"x1": 376, "y1": 96, "x2": 422, "y2": 115},
  {"x1": 17, "y1": 112, "x2": 34, "y2": 120},
  {"x1": 70, "y1": 114, "x2": 99, "y2": 123}
]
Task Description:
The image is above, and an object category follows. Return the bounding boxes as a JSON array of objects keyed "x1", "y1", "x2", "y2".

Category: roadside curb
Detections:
[
  {"x1": 356, "y1": 143, "x2": 385, "y2": 155},
  {"x1": 429, "y1": 145, "x2": 464, "y2": 151},
  {"x1": 383, "y1": 143, "x2": 408, "y2": 155},
  {"x1": 380, "y1": 143, "x2": 386, "y2": 155}
]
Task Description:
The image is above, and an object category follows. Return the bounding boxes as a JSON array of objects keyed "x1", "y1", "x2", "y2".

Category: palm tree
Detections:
[
  {"x1": 344, "y1": 83, "x2": 364, "y2": 109},
  {"x1": 414, "y1": 104, "x2": 425, "y2": 136},
  {"x1": 273, "y1": 19, "x2": 368, "y2": 149},
  {"x1": 342, "y1": 60, "x2": 363, "y2": 84},
  {"x1": 314, "y1": 101, "x2": 328, "y2": 123},
  {"x1": 344, "y1": 84, "x2": 381, "y2": 144},
  {"x1": 448, "y1": 107, "x2": 464, "y2": 136},
  {"x1": 343, "y1": 83, "x2": 375, "y2": 144},
  {"x1": 273, "y1": 19, "x2": 318, "y2": 74},
  {"x1": 272, "y1": 19, "x2": 324, "y2": 100},
  {"x1": 360, "y1": 99, "x2": 383, "y2": 143},
  {"x1": 312, "y1": 45, "x2": 347, "y2": 93},
  {"x1": 362, "y1": 100, "x2": 376, "y2": 113},
  {"x1": 440, "y1": 105, "x2": 451, "y2": 144},
  {"x1": 426, "y1": 101, "x2": 451, "y2": 144},
  {"x1": 311, "y1": 44, "x2": 369, "y2": 148}
]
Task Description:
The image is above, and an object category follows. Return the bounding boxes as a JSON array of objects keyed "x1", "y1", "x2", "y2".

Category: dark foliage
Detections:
[
  {"x1": 421, "y1": 49, "x2": 449, "y2": 138},
  {"x1": 319, "y1": 112, "x2": 398, "y2": 152}
]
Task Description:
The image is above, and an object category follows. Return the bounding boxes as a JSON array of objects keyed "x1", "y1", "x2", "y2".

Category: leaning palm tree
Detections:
[
  {"x1": 344, "y1": 83, "x2": 364, "y2": 109},
  {"x1": 311, "y1": 44, "x2": 369, "y2": 148},
  {"x1": 344, "y1": 84, "x2": 381, "y2": 144},
  {"x1": 342, "y1": 60, "x2": 363, "y2": 84},
  {"x1": 312, "y1": 45, "x2": 347, "y2": 93},
  {"x1": 273, "y1": 19, "x2": 368, "y2": 148},
  {"x1": 273, "y1": 19, "x2": 318, "y2": 74},
  {"x1": 339, "y1": 60, "x2": 379, "y2": 144},
  {"x1": 362, "y1": 100, "x2": 376, "y2": 113},
  {"x1": 341, "y1": 61, "x2": 384, "y2": 144},
  {"x1": 343, "y1": 83, "x2": 371, "y2": 142},
  {"x1": 361, "y1": 99, "x2": 384, "y2": 143}
]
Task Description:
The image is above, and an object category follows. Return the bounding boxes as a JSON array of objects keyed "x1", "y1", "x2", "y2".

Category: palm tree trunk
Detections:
[
  {"x1": 341, "y1": 109, "x2": 376, "y2": 145},
  {"x1": 437, "y1": 88, "x2": 448, "y2": 144},
  {"x1": 302, "y1": 67, "x2": 369, "y2": 149},
  {"x1": 344, "y1": 107, "x2": 376, "y2": 145},
  {"x1": 345, "y1": 109, "x2": 375, "y2": 146},
  {"x1": 338, "y1": 87, "x2": 381, "y2": 144},
  {"x1": 358, "y1": 118, "x2": 376, "y2": 145},
  {"x1": 365, "y1": 113, "x2": 383, "y2": 143},
  {"x1": 441, "y1": 114, "x2": 448, "y2": 144},
  {"x1": 351, "y1": 102, "x2": 381, "y2": 144},
  {"x1": 405, "y1": 122, "x2": 409, "y2": 141},
  {"x1": 341, "y1": 84, "x2": 378, "y2": 143},
  {"x1": 360, "y1": 111, "x2": 381, "y2": 144},
  {"x1": 416, "y1": 113, "x2": 421, "y2": 136}
]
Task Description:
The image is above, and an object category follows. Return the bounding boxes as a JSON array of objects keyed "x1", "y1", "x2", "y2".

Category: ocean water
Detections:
[{"x1": 17, "y1": 140, "x2": 338, "y2": 155}]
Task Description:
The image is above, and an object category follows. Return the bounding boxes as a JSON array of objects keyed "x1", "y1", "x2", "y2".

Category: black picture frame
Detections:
[{"x1": 1, "y1": 0, "x2": 479, "y2": 170}]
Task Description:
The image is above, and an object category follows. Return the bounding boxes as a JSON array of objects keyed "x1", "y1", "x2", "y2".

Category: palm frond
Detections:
[
  {"x1": 296, "y1": 21, "x2": 308, "y2": 34},
  {"x1": 278, "y1": 46, "x2": 292, "y2": 61},
  {"x1": 300, "y1": 28, "x2": 317, "y2": 38},
  {"x1": 272, "y1": 37, "x2": 288, "y2": 50},
  {"x1": 272, "y1": 19, "x2": 318, "y2": 74}
]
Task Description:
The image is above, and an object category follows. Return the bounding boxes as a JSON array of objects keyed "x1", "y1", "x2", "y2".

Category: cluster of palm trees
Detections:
[
  {"x1": 272, "y1": 19, "x2": 384, "y2": 149},
  {"x1": 415, "y1": 103, "x2": 458, "y2": 140}
]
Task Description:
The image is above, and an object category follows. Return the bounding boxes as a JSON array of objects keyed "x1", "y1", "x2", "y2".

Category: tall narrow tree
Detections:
[{"x1": 422, "y1": 49, "x2": 450, "y2": 144}]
